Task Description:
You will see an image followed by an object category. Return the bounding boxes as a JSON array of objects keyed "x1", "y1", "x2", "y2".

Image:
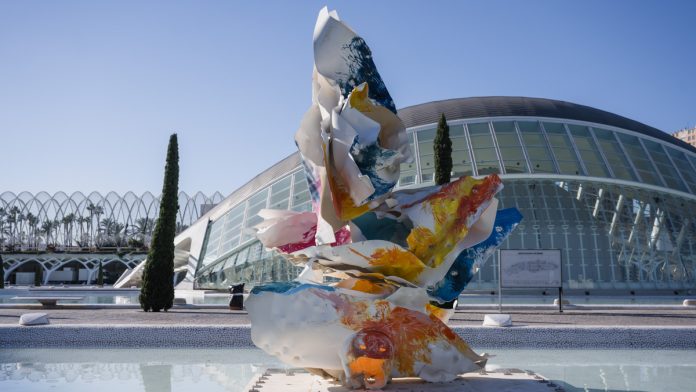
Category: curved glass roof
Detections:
[
  {"x1": 193, "y1": 97, "x2": 696, "y2": 277},
  {"x1": 398, "y1": 96, "x2": 696, "y2": 154}
]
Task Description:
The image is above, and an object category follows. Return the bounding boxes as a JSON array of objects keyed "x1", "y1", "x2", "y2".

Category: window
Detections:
[
  {"x1": 567, "y1": 125, "x2": 610, "y2": 177},
  {"x1": 517, "y1": 121, "x2": 556, "y2": 174},
  {"x1": 269, "y1": 176, "x2": 292, "y2": 210},
  {"x1": 417, "y1": 128, "x2": 436, "y2": 183},
  {"x1": 398, "y1": 132, "x2": 417, "y2": 186},
  {"x1": 615, "y1": 133, "x2": 664, "y2": 187},
  {"x1": 592, "y1": 128, "x2": 638, "y2": 181},
  {"x1": 493, "y1": 121, "x2": 527, "y2": 174},
  {"x1": 467, "y1": 122, "x2": 501, "y2": 175},
  {"x1": 542, "y1": 122, "x2": 583, "y2": 175},
  {"x1": 291, "y1": 171, "x2": 311, "y2": 212},
  {"x1": 642, "y1": 140, "x2": 688, "y2": 192},
  {"x1": 666, "y1": 147, "x2": 696, "y2": 192}
]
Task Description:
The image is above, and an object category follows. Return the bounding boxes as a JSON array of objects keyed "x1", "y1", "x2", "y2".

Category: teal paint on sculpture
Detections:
[{"x1": 250, "y1": 281, "x2": 335, "y2": 296}]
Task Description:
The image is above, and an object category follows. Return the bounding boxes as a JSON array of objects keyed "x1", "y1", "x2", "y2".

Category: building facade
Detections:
[
  {"x1": 673, "y1": 127, "x2": 696, "y2": 148},
  {"x1": 174, "y1": 97, "x2": 696, "y2": 292}
]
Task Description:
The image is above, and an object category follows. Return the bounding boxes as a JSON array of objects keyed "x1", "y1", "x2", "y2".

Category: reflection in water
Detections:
[
  {"x1": 0, "y1": 349, "x2": 281, "y2": 392},
  {"x1": 0, "y1": 349, "x2": 695, "y2": 391},
  {"x1": 140, "y1": 364, "x2": 171, "y2": 392}
]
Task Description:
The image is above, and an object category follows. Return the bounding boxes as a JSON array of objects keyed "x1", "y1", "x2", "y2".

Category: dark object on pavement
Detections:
[{"x1": 229, "y1": 283, "x2": 245, "y2": 310}]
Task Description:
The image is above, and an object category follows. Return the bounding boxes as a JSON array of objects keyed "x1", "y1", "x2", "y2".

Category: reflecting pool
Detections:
[{"x1": 1, "y1": 348, "x2": 695, "y2": 391}]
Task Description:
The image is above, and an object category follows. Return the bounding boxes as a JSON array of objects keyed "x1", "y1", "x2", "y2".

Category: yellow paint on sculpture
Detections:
[
  {"x1": 323, "y1": 138, "x2": 370, "y2": 221},
  {"x1": 349, "y1": 247, "x2": 425, "y2": 283},
  {"x1": 336, "y1": 278, "x2": 395, "y2": 296},
  {"x1": 406, "y1": 175, "x2": 502, "y2": 269},
  {"x1": 349, "y1": 83, "x2": 372, "y2": 112},
  {"x1": 425, "y1": 303, "x2": 451, "y2": 322}
]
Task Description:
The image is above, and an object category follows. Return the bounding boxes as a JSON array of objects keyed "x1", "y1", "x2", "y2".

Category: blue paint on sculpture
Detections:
[
  {"x1": 428, "y1": 208, "x2": 523, "y2": 303},
  {"x1": 336, "y1": 37, "x2": 396, "y2": 113},
  {"x1": 251, "y1": 281, "x2": 335, "y2": 296},
  {"x1": 351, "y1": 141, "x2": 399, "y2": 201},
  {"x1": 350, "y1": 212, "x2": 411, "y2": 248}
]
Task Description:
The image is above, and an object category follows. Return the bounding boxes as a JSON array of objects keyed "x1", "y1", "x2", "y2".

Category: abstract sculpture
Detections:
[{"x1": 246, "y1": 7, "x2": 522, "y2": 389}]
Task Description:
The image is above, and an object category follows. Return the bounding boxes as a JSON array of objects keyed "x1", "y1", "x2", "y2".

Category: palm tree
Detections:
[
  {"x1": 86, "y1": 203, "x2": 104, "y2": 247},
  {"x1": 26, "y1": 213, "x2": 39, "y2": 249},
  {"x1": 6, "y1": 207, "x2": 19, "y2": 249},
  {"x1": 40, "y1": 220, "x2": 56, "y2": 247},
  {"x1": 61, "y1": 213, "x2": 76, "y2": 248},
  {"x1": 135, "y1": 217, "x2": 153, "y2": 240},
  {"x1": 80, "y1": 216, "x2": 91, "y2": 247},
  {"x1": 0, "y1": 208, "x2": 6, "y2": 250}
]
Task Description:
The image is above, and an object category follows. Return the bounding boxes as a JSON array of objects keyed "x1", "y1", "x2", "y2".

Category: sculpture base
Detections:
[{"x1": 246, "y1": 368, "x2": 564, "y2": 392}]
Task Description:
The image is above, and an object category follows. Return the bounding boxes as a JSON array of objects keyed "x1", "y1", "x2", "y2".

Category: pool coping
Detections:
[
  {"x1": 1, "y1": 324, "x2": 694, "y2": 349},
  {"x1": 1, "y1": 303, "x2": 693, "y2": 311}
]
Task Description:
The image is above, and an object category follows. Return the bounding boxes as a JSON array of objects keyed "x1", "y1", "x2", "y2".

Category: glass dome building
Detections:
[{"x1": 176, "y1": 96, "x2": 696, "y2": 292}]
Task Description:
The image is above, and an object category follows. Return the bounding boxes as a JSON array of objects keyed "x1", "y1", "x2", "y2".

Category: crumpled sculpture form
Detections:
[{"x1": 247, "y1": 7, "x2": 522, "y2": 390}]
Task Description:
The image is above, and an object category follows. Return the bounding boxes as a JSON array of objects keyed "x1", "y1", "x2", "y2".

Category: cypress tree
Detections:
[
  {"x1": 434, "y1": 113, "x2": 453, "y2": 185},
  {"x1": 0, "y1": 255, "x2": 4, "y2": 289},
  {"x1": 34, "y1": 264, "x2": 43, "y2": 287},
  {"x1": 139, "y1": 134, "x2": 179, "y2": 312},
  {"x1": 97, "y1": 261, "x2": 104, "y2": 287}
]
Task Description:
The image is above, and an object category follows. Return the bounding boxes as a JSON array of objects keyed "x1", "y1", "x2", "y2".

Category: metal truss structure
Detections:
[{"x1": 0, "y1": 191, "x2": 224, "y2": 252}]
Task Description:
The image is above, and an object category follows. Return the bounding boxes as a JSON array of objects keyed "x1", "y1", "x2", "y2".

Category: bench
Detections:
[{"x1": 12, "y1": 296, "x2": 85, "y2": 308}]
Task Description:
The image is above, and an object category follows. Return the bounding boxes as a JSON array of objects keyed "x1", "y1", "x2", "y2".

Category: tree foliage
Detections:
[
  {"x1": 139, "y1": 134, "x2": 179, "y2": 312},
  {"x1": 97, "y1": 261, "x2": 104, "y2": 286},
  {"x1": 434, "y1": 113, "x2": 453, "y2": 185},
  {"x1": 34, "y1": 264, "x2": 43, "y2": 287}
]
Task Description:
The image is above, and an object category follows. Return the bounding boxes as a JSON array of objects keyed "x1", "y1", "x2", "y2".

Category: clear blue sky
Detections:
[{"x1": 1, "y1": 1, "x2": 694, "y2": 195}]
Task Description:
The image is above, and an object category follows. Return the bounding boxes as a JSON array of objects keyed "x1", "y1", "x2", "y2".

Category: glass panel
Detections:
[
  {"x1": 517, "y1": 121, "x2": 556, "y2": 174},
  {"x1": 567, "y1": 125, "x2": 610, "y2": 177},
  {"x1": 592, "y1": 128, "x2": 638, "y2": 181},
  {"x1": 542, "y1": 122, "x2": 583, "y2": 175},
  {"x1": 418, "y1": 140, "x2": 434, "y2": 153},
  {"x1": 242, "y1": 188, "x2": 269, "y2": 241},
  {"x1": 399, "y1": 132, "x2": 417, "y2": 186},
  {"x1": 291, "y1": 171, "x2": 310, "y2": 211},
  {"x1": 493, "y1": 121, "x2": 527, "y2": 174},
  {"x1": 450, "y1": 125, "x2": 472, "y2": 178},
  {"x1": 642, "y1": 140, "x2": 688, "y2": 192},
  {"x1": 615, "y1": 133, "x2": 664, "y2": 187},
  {"x1": 417, "y1": 128, "x2": 437, "y2": 183},
  {"x1": 417, "y1": 128, "x2": 436, "y2": 141},
  {"x1": 199, "y1": 202, "x2": 245, "y2": 268},
  {"x1": 420, "y1": 154, "x2": 434, "y2": 170},
  {"x1": 467, "y1": 122, "x2": 501, "y2": 175},
  {"x1": 667, "y1": 148, "x2": 696, "y2": 191},
  {"x1": 449, "y1": 124, "x2": 465, "y2": 137}
]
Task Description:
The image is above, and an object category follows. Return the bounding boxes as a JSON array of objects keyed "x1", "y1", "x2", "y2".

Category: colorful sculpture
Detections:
[{"x1": 246, "y1": 7, "x2": 522, "y2": 389}]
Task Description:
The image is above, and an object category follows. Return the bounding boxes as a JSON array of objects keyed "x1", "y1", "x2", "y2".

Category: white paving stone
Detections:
[
  {"x1": 483, "y1": 314, "x2": 512, "y2": 327},
  {"x1": 19, "y1": 313, "x2": 49, "y2": 326}
]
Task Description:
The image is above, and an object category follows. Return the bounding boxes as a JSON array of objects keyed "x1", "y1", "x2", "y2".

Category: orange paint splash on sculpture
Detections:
[{"x1": 312, "y1": 289, "x2": 480, "y2": 375}]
